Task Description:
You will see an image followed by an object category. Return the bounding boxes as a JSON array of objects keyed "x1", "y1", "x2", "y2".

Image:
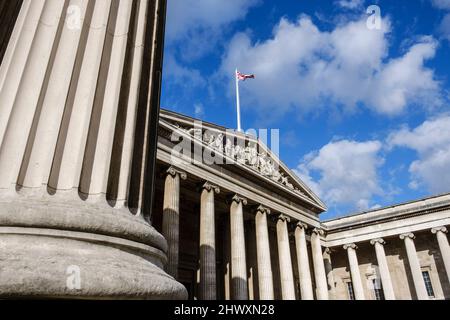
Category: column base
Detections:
[{"x1": 0, "y1": 194, "x2": 188, "y2": 300}]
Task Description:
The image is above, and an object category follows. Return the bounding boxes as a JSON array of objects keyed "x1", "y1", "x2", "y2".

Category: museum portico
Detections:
[
  {"x1": 152, "y1": 109, "x2": 450, "y2": 300},
  {"x1": 0, "y1": 0, "x2": 449, "y2": 301}
]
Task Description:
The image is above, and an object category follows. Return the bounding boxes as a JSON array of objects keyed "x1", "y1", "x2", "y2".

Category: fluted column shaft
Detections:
[
  {"x1": 431, "y1": 227, "x2": 450, "y2": 284},
  {"x1": 323, "y1": 248, "x2": 336, "y2": 299},
  {"x1": 79, "y1": 0, "x2": 134, "y2": 195},
  {"x1": 230, "y1": 195, "x2": 248, "y2": 300},
  {"x1": 400, "y1": 233, "x2": 428, "y2": 300},
  {"x1": 0, "y1": 0, "x2": 43, "y2": 147},
  {"x1": 276, "y1": 215, "x2": 296, "y2": 300},
  {"x1": 254, "y1": 206, "x2": 274, "y2": 300},
  {"x1": 51, "y1": 0, "x2": 113, "y2": 191},
  {"x1": 311, "y1": 228, "x2": 328, "y2": 300},
  {"x1": 370, "y1": 238, "x2": 395, "y2": 300},
  {"x1": 344, "y1": 243, "x2": 365, "y2": 300},
  {"x1": 162, "y1": 167, "x2": 187, "y2": 279},
  {"x1": 199, "y1": 182, "x2": 220, "y2": 300},
  {"x1": 0, "y1": 0, "x2": 31, "y2": 93},
  {"x1": 0, "y1": 0, "x2": 66, "y2": 188},
  {"x1": 20, "y1": 0, "x2": 89, "y2": 188},
  {"x1": 113, "y1": 0, "x2": 150, "y2": 203},
  {"x1": 294, "y1": 223, "x2": 314, "y2": 300}
]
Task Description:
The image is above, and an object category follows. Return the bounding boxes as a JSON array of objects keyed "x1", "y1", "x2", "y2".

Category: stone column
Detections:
[
  {"x1": 294, "y1": 223, "x2": 314, "y2": 300},
  {"x1": 343, "y1": 243, "x2": 365, "y2": 300},
  {"x1": 0, "y1": 0, "x2": 187, "y2": 300},
  {"x1": 323, "y1": 248, "x2": 336, "y2": 300},
  {"x1": 431, "y1": 227, "x2": 450, "y2": 284},
  {"x1": 370, "y1": 238, "x2": 396, "y2": 300},
  {"x1": 230, "y1": 195, "x2": 248, "y2": 300},
  {"x1": 400, "y1": 233, "x2": 428, "y2": 300},
  {"x1": 199, "y1": 182, "x2": 220, "y2": 300},
  {"x1": 254, "y1": 205, "x2": 274, "y2": 300},
  {"x1": 311, "y1": 228, "x2": 329, "y2": 300},
  {"x1": 162, "y1": 167, "x2": 187, "y2": 279},
  {"x1": 276, "y1": 214, "x2": 296, "y2": 300}
]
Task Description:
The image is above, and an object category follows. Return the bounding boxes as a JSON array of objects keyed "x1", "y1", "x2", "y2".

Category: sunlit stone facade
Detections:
[
  {"x1": 152, "y1": 109, "x2": 450, "y2": 300},
  {"x1": 0, "y1": 0, "x2": 448, "y2": 301}
]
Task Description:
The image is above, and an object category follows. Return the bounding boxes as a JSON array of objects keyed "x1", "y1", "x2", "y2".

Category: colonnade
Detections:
[{"x1": 161, "y1": 167, "x2": 330, "y2": 300}]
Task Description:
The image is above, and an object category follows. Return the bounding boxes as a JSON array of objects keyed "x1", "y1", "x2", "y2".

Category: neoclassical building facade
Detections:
[
  {"x1": 0, "y1": 0, "x2": 449, "y2": 301},
  {"x1": 153, "y1": 109, "x2": 450, "y2": 300}
]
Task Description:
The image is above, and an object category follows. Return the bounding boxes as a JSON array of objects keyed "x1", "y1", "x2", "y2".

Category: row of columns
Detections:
[
  {"x1": 160, "y1": 167, "x2": 331, "y2": 300},
  {"x1": 343, "y1": 227, "x2": 450, "y2": 300},
  {"x1": 161, "y1": 166, "x2": 450, "y2": 300}
]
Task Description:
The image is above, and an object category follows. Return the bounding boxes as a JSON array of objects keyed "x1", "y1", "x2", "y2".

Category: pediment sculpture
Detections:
[{"x1": 178, "y1": 125, "x2": 305, "y2": 196}]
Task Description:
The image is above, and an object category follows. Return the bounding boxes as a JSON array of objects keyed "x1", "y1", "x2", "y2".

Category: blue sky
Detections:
[{"x1": 161, "y1": 0, "x2": 450, "y2": 219}]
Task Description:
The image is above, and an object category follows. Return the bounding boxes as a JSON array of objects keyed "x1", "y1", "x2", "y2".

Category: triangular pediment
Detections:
[{"x1": 158, "y1": 109, "x2": 327, "y2": 211}]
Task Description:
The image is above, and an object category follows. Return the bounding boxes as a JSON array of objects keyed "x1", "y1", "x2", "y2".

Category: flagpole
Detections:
[{"x1": 235, "y1": 68, "x2": 242, "y2": 132}]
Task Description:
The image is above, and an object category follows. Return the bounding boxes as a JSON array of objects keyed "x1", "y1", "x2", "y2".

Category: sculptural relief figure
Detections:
[
  {"x1": 280, "y1": 174, "x2": 294, "y2": 189},
  {"x1": 204, "y1": 132, "x2": 216, "y2": 147},
  {"x1": 271, "y1": 166, "x2": 282, "y2": 183},
  {"x1": 225, "y1": 138, "x2": 235, "y2": 159},
  {"x1": 258, "y1": 153, "x2": 270, "y2": 176},
  {"x1": 235, "y1": 145, "x2": 246, "y2": 164},
  {"x1": 262, "y1": 158, "x2": 276, "y2": 177},
  {"x1": 214, "y1": 133, "x2": 224, "y2": 153},
  {"x1": 246, "y1": 145, "x2": 259, "y2": 169}
]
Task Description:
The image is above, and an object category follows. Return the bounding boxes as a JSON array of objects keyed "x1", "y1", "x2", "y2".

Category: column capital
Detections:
[
  {"x1": 370, "y1": 238, "x2": 386, "y2": 246},
  {"x1": 254, "y1": 205, "x2": 271, "y2": 215},
  {"x1": 231, "y1": 194, "x2": 248, "y2": 205},
  {"x1": 324, "y1": 247, "x2": 332, "y2": 254},
  {"x1": 312, "y1": 228, "x2": 325, "y2": 236},
  {"x1": 296, "y1": 222, "x2": 308, "y2": 230},
  {"x1": 166, "y1": 166, "x2": 187, "y2": 180},
  {"x1": 343, "y1": 243, "x2": 358, "y2": 250},
  {"x1": 201, "y1": 182, "x2": 220, "y2": 194},
  {"x1": 399, "y1": 233, "x2": 415, "y2": 240},
  {"x1": 276, "y1": 214, "x2": 291, "y2": 223},
  {"x1": 431, "y1": 226, "x2": 448, "y2": 234}
]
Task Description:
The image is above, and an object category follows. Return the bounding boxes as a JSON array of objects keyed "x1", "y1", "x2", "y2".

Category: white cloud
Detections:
[
  {"x1": 432, "y1": 0, "x2": 450, "y2": 10},
  {"x1": 294, "y1": 140, "x2": 384, "y2": 211},
  {"x1": 166, "y1": 0, "x2": 259, "y2": 60},
  {"x1": 219, "y1": 16, "x2": 441, "y2": 118},
  {"x1": 336, "y1": 0, "x2": 365, "y2": 10},
  {"x1": 164, "y1": 54, "x2": 206, "y2": 88},
  {"x1": 439, "y1": 13, "x2": 450, "y2": 41},
  {"x1": 388, "y1": 115, "x2": 450, "y2": 194}
]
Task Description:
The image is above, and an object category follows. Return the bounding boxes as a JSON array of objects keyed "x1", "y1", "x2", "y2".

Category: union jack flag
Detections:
[{"x1": 236, "y1": 71, "x2": 255, "y2": 81}]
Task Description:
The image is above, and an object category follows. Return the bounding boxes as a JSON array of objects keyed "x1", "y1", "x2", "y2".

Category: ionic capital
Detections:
[
  {"x1": 277, "y1": 214, "x2": 291, "y2": 223},
  {"x1": 166, "y1": 166, "x2": 187, "y2": 180},
  {"x1": 312, "y1": 228, "x2": 325, "y2": 237},
  {"x1": 296, "y1": 222, "x2": 308, "y2": 230},
  {"x1": 399, "y1": 233, "x2": 415, "y2": 240},
  {"x1": 343, "y1": 243, "x2": 358, "y2": 251},
  {"x1": 324, "y1": 247, "x2": 332, "y2": 255},
  {"x1": 231, "y1": 194, "x2": 248, "y2": 206},
  {"x1": 255, "y1": 205, "x2": 271, "y2": 216},
  {"x1": 431, "y1": 226, "x2": 448, "y2": 235},
  {"x1": 370, "y1": 238, "x2": 386, "y2": 246},
  {"x1": 201, "y1": 182, "x2": 220, "y2": 194}
]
